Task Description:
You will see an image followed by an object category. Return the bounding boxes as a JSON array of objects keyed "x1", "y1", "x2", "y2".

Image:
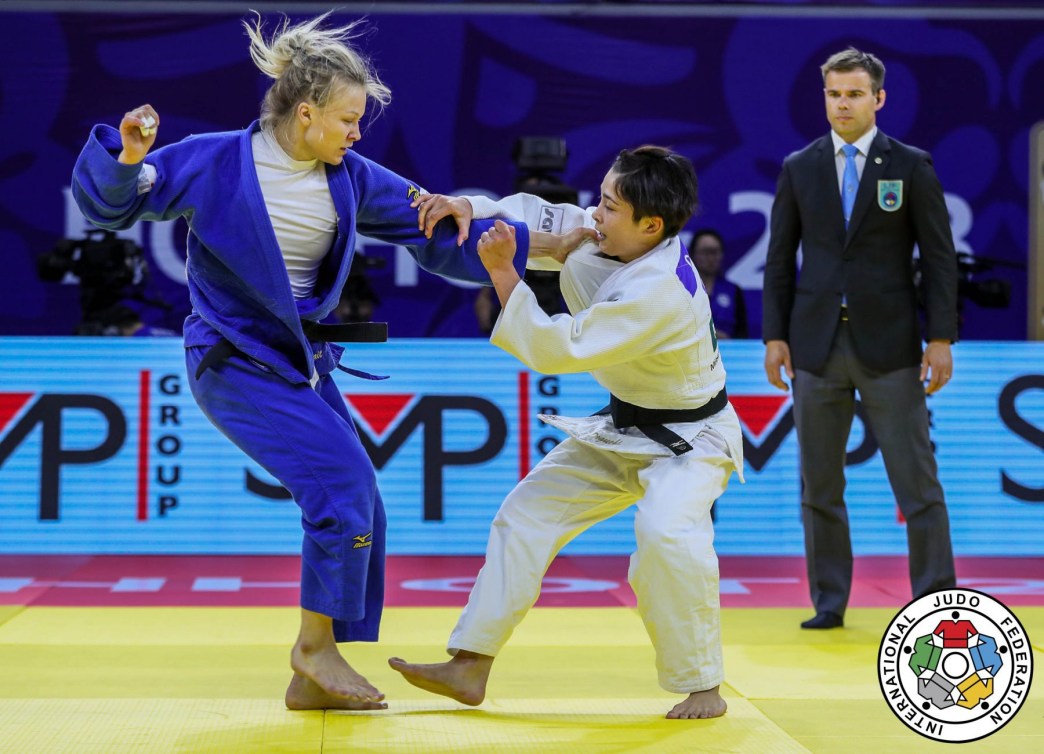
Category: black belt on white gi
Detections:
[{"x1": 596, "y1": 388, "x2": 728, "y2": 456}]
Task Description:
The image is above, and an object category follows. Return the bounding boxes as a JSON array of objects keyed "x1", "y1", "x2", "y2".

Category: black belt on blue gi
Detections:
[
  {"x1": 301, "y1": 320, "x2": 388, "y2": 343},
  {"x1": 194, "y1": 320, "x2": 389, "y2": 379},
  {"x1": 595, "y1": 388, "x2": 728, "y2": 456}
]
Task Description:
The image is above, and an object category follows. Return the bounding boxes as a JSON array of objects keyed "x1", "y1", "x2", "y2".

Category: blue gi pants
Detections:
[{"x1": 186, "y1": 346, "x2": 385, "y2": 642}]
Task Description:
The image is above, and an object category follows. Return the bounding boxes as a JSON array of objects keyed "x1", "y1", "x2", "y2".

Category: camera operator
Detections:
[
  {"x1": 37, "y1": 229, "x2": 174, "y2": 335},
  {"x1": 955, "y1": 252, "x2": 1013, "y2": 311},
  {"x1": 915, "y1": 251, "x2": 1014, "y2": 337}
]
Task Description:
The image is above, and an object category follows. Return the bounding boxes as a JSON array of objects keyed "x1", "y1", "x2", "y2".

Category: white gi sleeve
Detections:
[
  {"x1": 467, "y1": 193, "x2": 595, "y2": 272},
  {"x1": 491, "y1": 273, "x2": 685, "y2": 375}
]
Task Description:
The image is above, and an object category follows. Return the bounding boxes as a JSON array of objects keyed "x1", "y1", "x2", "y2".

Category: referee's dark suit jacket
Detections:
[{"x1": 762, "y1": 130, "x2": 958, "y2": 370}]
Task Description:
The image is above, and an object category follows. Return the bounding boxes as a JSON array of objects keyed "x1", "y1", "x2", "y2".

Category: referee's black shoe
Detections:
[{"x1": 801, "y1": 611, "x2": 844, "y2": 629}]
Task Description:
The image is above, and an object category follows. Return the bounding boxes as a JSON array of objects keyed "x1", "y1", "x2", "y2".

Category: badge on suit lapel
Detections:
[{"x1": 878, "y1": 180, "x2": 903, "y2": 212}]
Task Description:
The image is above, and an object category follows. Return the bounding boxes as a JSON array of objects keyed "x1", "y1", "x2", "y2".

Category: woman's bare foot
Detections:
[
  {"x1": 666, "y1": 686, "x2": 727, "y2": 719},
  {"x1": 291, "y1": 609, "x2": 383, "y2": 703},
  {"x1": 290, "y1": 642, "x2": 384, "y2": 702},
  {"x1": 285, "y1": 672, "x2": 388, "y2": 711},
  {"x1": 387, "y1": 651, "x2": 493, "y2": 706}
]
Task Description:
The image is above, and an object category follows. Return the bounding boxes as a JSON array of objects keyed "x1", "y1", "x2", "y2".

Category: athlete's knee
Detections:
[
  {"x1": 635, "y1": 505, "x2": 710, "y2": 545},
  {"x1": 641, "y1": 535, "x2": 715, "y2": 574},
  {"x1": 634, "y1": 517, "x2": 673, "y2": 551},
  {"x1": 300, "y1": 471, "x2": 379, "y2": 540}
]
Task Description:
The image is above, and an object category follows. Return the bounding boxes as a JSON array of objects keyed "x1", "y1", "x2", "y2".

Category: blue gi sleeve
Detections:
[
  {"x1": 346, "y1": 151, "x2": 528, "y2": 285},
  {"x1": 71, "y1": 124, "x2": 206, "y2": 230}
]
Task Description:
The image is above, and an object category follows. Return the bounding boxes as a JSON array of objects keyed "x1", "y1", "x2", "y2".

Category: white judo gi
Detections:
[{"x1": 450, "y1": 194, "x2": 745, "y2": 693}]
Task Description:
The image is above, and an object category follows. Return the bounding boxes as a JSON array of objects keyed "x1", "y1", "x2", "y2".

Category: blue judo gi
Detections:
[{"x1": 72, "y1": 122, "x2": 529, "y2": 641}]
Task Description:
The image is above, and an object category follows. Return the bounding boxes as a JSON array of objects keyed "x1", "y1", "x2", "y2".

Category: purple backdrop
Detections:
[{"x1": 1, "y1": 8, "x2": 1041, "y2": 339}]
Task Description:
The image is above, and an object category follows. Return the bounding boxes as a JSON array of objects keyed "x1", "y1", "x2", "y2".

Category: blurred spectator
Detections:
[{"x1": 690, "y1": 229, "x2": 748, "y2": 338}]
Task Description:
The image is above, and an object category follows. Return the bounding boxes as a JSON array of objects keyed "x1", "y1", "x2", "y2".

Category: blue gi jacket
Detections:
[{"x1": 72, "y1": 121, "x2": 529, "y2": 382}]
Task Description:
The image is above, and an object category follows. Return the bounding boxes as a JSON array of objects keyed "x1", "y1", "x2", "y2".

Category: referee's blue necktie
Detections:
[{"x1": 841, "y1": 143, "x2": 859, "y2": 228}]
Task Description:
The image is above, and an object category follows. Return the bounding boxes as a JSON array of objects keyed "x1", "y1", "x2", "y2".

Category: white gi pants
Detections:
[{"x1": 448, "y1": 426, "x2": 733, "y2": 694}]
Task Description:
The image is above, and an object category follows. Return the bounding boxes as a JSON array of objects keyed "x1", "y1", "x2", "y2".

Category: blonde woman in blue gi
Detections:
[
  {"x1": 389, "y1": 146, "x2": 745, "y2": 719},
  {"x1": 70, "y1": 13, "x2": 546, "y2": 711}
]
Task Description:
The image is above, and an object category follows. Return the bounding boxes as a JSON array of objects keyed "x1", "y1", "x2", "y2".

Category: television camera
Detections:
[
  {"x1": 955, "y1": 252, "x2": 1013, "y2": 310},
  {"x1": 37, "y1": 229, "x2": 166, "y2": 335},
  {"x1": 511, "y1": 137, "x2": 579, "y2": 317}
]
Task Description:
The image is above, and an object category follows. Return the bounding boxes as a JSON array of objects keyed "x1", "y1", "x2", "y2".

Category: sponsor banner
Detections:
[{"x1": 0, "y1": 338, "x2": 1042, "y2": 555}]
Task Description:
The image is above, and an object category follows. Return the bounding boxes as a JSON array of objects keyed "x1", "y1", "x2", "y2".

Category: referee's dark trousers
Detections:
[{"x1": 792, "y1": 317, "x2": 956, "y2": 618}]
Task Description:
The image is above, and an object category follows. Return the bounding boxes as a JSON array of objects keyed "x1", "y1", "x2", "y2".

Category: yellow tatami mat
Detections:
[{"x1": 0, "y1": 606, "x2": 1040, "y2": 753}]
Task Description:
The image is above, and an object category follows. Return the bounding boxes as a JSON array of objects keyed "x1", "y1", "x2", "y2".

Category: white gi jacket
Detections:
[{"x1": 468, "y1": 193, "x2": 744, "y2": 474}]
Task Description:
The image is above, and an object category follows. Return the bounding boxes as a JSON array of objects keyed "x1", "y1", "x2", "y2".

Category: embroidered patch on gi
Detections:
[
  {"x1": 538, "y1": 205, "x2": 565, "y2": 234},
  {"x1": 878, "y1": 180, "x2": 903, "y2": 212},
  {"x1": 406, "y1": 185, "x2": 420, "y2": 202},
  {"x1": 352, "y1": 532, "x2": 373, "y2": 549}
]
